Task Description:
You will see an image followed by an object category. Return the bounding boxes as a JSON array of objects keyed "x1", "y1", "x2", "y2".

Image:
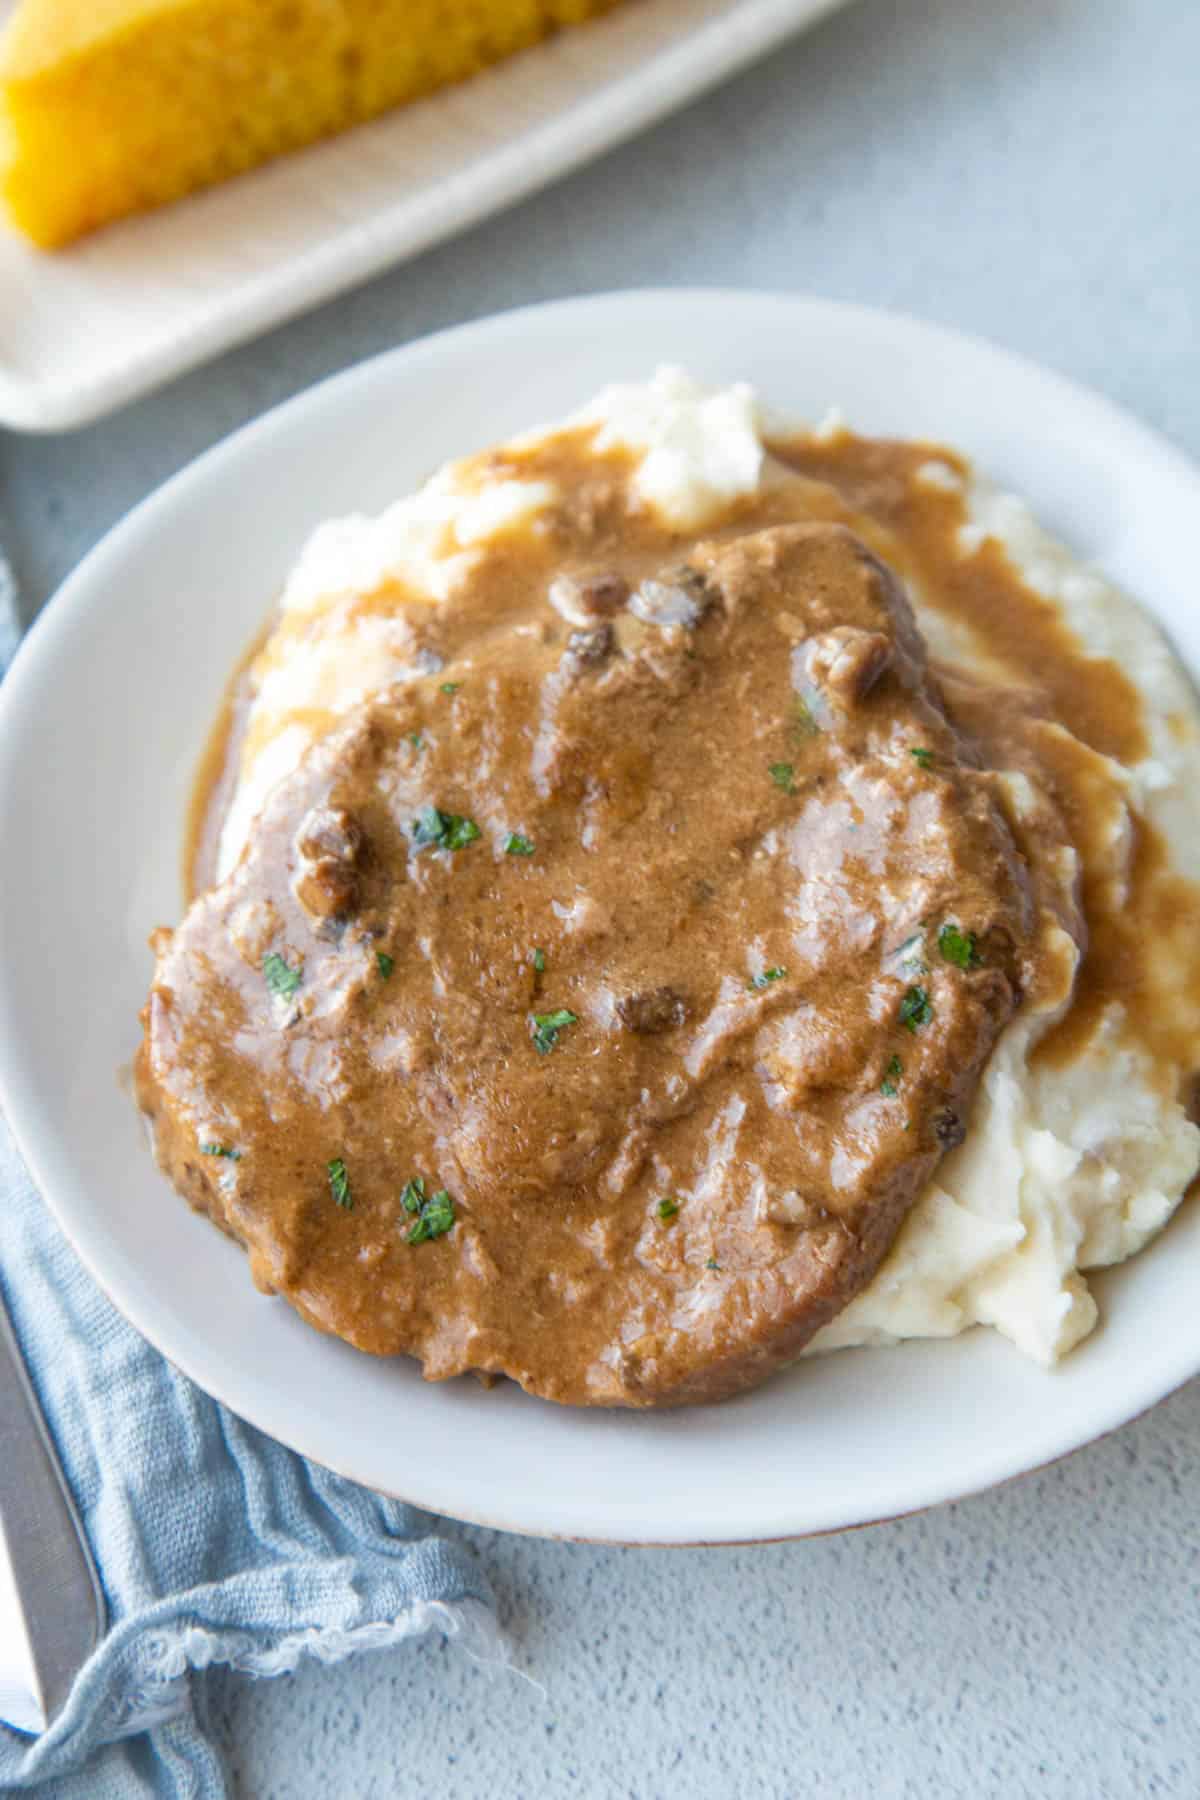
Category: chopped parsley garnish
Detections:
[
  {"x1": 262, "y1": 951, "x2": 302, "y2": 1000},
  {"x1": 444, "y1": 815, "x2": 481, "y2": 849},
  {"x1": 408, "y1": 732, "x2": 425, "y2": 751},
  {"x1": 376, "y1": 951, "x2": 394, "y2": 979},
  {"x1": 881, "y1": 1055, "x2": 903, "y2": 1097},
  {"x1": 938, "y1": 923, "x2": 981, "y2": 970},
  {"x1": 531, "y1": 1009, "x2": 577, "y2": 1055},
  {"x1": 400, "y1": 1176, "x2": 426, "y2": 1215},
  {"x1": 406, "y1": 1187, "x2": 455, "y2": 1244},
  {"x1": 440, "y1": 682, "x2": 461, "y2": 696},
  {"x1": 705, "y1": 1258, "x2": 721, "y2": 1271},
  {"x1": 910, "y1": 747, "x2": 934, "y2": 769},
  {"x1": 793, "y1": 696, "x2": 821, "y2": 739},
  {"x1": 532, "y1": 948, "x2": 546, "y2": 973},
  {"x1": 656, "y1": 1197, "x2": 680, "y2": 1223},
  {"x1": 749, "y1": 967, "x2": 787, "y2": 991},
  {"x1": 327, "y1": 1157, "x2": 353, "y2": 1210},
  {"x1": 769, "y1": 762, "x2": 796, "y2": 794},
  {"x1": 504, "y1": 832, "x2": 536, "y2": 857},
  {"x1": 410, "y1": 804, "x2": 481, "y2": 851},
  {"x1": 899, "y1": 985, "x2": 933, "y2": 1032},
  {"x1": 201, "y1": 1143, "x2": 241, "y2": 1160}
]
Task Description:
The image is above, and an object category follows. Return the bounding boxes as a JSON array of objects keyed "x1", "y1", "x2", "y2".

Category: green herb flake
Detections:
[
  {"x1": 440, "y1": 682, "x2": 461, "y2": 696},
  {"x1": 531, "y1": 1008, "x2": 577, "y2": 1055},
  {"x1": 749, "y1": 966, "x2": 787, "y2": 991},
  {"x1": 769, "y1": 762, "x2": 796, "y2": 794},
  {"x1": 532, "y1": 948, "x2": 546, "y2": 974},
  {"x1": 376, "y1": 951, "x2": 395, "y2": 980},
  {"x1": 327, "y1": 1157, "x2": 353, "y2": 1211},
  {"x1": 793, "y1": 696, "x2": 821, "y2": 740},
  {"x1": 410, "y1": 804, "x2": 481, "y2": 852},
  {"x1": 201, "y1": 1143, "x2": 241, "y2": 1161},
  {"x1": 938, "y1": 923, "x2": 981, "y2": 970},
  {"x1": 400, "y1": 1176, "x2": 426, "y2": 1215},
  {"x1": 408, "y1": 732, "x2": 425, "y2": 751},
  {"x1": 656, "y1": 1197, "x2": 680, "y2": 1223},
  {"x1": 407, "y1": 1188, "x2": 455, "y2": 1245},
  {"x1": 910, "y1": 747, "x2": 934, "y2": 769},
  {"x1": 262, "y1": 951, "x2": 302, "y2": 1000},
  {"x1": 899, "y1": 985, "x2": 933, "y2": 1033},
  {"x1": 705, "y1": 1258, "x2": 721, "y2": 1271},
  {"x1": 504, "y1": 832, "x2": 536, "y2": 857},
  {"x1": 880, "y1": 1055, "x2": 903, "y2": 1098}
]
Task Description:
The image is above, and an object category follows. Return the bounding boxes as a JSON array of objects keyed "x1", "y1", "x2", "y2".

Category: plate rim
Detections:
[{"x1": 3, "y1": 287, "x2": 1200, "y2": 1544}]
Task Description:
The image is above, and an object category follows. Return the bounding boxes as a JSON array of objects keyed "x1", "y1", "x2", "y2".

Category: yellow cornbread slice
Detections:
[{"x1": 0, "y1": 0, "x2": 626, "y2": 248}]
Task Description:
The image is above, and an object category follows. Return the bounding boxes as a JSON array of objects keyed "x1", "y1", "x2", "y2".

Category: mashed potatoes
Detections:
[{"x1": 216, "y1": 369, "x2": 1200, "y2": 1367}]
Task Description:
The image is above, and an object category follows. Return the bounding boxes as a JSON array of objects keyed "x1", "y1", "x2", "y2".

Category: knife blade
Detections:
[{"x1": 0, "y1": 1286, "x2": 105, "y2": 1734}]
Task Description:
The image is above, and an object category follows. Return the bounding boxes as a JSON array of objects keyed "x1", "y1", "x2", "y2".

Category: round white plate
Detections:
[{"x1": 2, "y1": 291, "x2": 1199, "y2": 1545}]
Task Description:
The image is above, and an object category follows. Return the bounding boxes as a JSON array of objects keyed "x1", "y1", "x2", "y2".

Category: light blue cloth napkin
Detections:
[{"x1": 0, "y1": 563, "x2": 499, "y2": 1798}]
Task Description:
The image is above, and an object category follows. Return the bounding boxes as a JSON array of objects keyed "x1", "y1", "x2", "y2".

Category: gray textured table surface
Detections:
[{"x1": 3, "y1": 0, "x2": 1199, "y2": 1794}]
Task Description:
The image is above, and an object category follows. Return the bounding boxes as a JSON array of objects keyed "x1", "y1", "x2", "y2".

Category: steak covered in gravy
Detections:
[{"x1": 137, "y1": 520, "x2": 1049, "y2": 1406}]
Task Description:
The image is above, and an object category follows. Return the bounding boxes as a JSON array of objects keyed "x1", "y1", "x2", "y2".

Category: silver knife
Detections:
[
  {"x1": 0, "y1": 551, "x2": 104, "y2": 1732},
  {"x1": 0, "y1": 1286, "x2": 105, "y2": 1734}
]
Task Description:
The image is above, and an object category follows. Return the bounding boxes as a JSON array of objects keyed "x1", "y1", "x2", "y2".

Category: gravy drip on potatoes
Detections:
[
  {"x1": 772, "y1": 433, "x2": 1200, "y2": 1085},
  {"x1": 141, "y1": 424, "x2": 1198, "y2": 1406}
]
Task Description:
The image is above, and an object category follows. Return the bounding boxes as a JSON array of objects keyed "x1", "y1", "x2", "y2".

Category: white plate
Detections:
[
  {"x1": 0, "y1": 0, "x2": 849, "y2": 432},
  {"x1": 2, "y1": 291, "x2": 1200, "y2": 1545}
]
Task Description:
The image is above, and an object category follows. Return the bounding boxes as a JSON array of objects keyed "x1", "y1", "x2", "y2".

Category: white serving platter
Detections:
[
  {"x1": 0, "y1": 0, "x2": 850, "y2": 432},
  {"x1": 2, "y1": 291, "x2": 1200, "y2": 1544}
]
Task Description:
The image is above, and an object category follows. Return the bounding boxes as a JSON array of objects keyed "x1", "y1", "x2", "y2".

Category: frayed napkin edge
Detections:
[{"x1": 115, "y1": 1596, "x2": 508, "y2": 1739}]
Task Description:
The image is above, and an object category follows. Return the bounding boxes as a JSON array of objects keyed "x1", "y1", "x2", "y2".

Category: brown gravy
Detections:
[
  {"x1": 145, "y1": 506, "x2": 1045, "y2": 1404},
  {"x1": 777, "y1": 436, "x2": 1148, "y2": 765},
  {"x1": 773, "y1": 433, "x2": 1199, "y2": 1084},
  {"x1": 145, "y1": 420, "x2": 1200, "y2": 1406}
]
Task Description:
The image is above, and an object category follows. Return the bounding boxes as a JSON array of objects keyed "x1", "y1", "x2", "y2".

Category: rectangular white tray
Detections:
[{"x1": 0, "y1": 0, "x2": 850, "y2": 433}]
